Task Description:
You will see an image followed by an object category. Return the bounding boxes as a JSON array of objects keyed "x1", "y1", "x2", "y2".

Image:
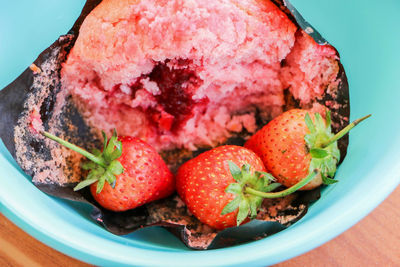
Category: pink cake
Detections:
[{"x1": 61, "y1": 0, "x2": 339, "y2": 152}]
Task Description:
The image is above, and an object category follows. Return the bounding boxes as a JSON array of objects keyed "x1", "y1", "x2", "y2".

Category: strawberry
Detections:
[
  {"x1": 41, "y1": 130, "x2": 174, "y2": 211},
  {"x1": 245, "y1": 109, "x2": 370, "y2": 190},
  {"x1": 176, "y1": 145, "x2": 318, "y2": 230},
  {"x1": 176, "y1": 146, "x2": 266, "y2": 229}
]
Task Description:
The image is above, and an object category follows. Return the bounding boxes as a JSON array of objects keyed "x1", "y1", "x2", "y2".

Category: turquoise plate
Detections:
[{"x1": 1, "y1": 0, "x2": 400, "y2": 266}]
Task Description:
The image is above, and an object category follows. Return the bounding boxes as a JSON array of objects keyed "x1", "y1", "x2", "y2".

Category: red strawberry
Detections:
[
  {"x1": 176, "y1": 145, "x2": 268, "y2": 230},
  {"x1": 42, "y1": 130, "x2": 174, "y2": 211},
  {"x1": 88, "y1": 136, "x2": 174, "y2": 211},
  {"x1": 245, "y1": 109, "x2": 370, "y2": 190},
  {"x1": 176, "y1": 145, "x2": 321, "y2": 230}
]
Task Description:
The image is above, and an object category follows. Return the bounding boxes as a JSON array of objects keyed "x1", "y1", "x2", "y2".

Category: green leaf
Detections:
[
  {"x1": 310, "y1": 148, "x2": 329, "y2": 158},
  {"x1": 253, "y1": 196, "x2": 263, "y2": 216},
  {"x1": 225, "y1": 183, "x2": 242, "y2": 194},
  {"x1": 221, "y1": 196, "x2": 241, "y2": 215},
  {"x1": 242, "y1": 164, "x2": 254, "y2": 184},
  {"x1": 86, "y1": 168, "x2": 100, "y2": 180},
  {"x1": 256, "y1": 171, "x2": 276, "y2": 182},
  {"x1": 332, "y1": 146, "x2": 341, "y2": 161},
  {"x1": 228, "y1": 161, "x2": 242, "y2": 182},
  {"x1": 241, "y1": 164, "x2": 251, "y2": 173},
  {"x1": 304, "y1": 134, "x2": 314, "y2": 148},
  {"x1": 249, "y1": 200, "x2": 258, "y2": 219},
  {"x1": 103, "y1": 171, "x2": 116, "y2": 185},
  {"x1": 104, "y1": 130, "x2": 118, "y2": 162},
  {"x1": 305, "y1": 113, "x2": 316, "y2": 133},
  {"x1": 236, "y1": 199, "x2": 250, "y2": 226},
  {"x1": 263, "y1": 182, "x2": 281, "y2": 192},
  {"x1": 73, "y1": 177, "x2": 98, "y2": 191},
  {"x1": 102, "y1": 131, "x2": 108, "y2": 152},
  {"x1": 253, "y1": 175, "x2": 266, "y2": 190},
  {"x1": 91, "y1": 149, "x2": 102, "y2": 157},
  {"x1": 322, "y1": 174, "x2": 338, "y2": 185},
  {"x1": 314, "y1": 113, "x2": 325, "y2": 129},
  {"x1": 81, "y1": 161, "x2": 97, "y2": 170},
  {"x1": 325, "y1": 110, "x2": 332, "y2": 128},
  {"x1": 108, "y1": 160, "x2": 124, "y2": 175},
  {"x1": 96, "y1": 176, "x2": 106, "y2": 194},
  {"x1": 109, "y1": 140, "x2": 123, "y2": 161}
]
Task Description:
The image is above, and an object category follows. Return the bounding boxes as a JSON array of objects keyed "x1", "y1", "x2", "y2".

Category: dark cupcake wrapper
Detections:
[{"x1": 0, "y1": 0, "x2": 349, "y2": 249}]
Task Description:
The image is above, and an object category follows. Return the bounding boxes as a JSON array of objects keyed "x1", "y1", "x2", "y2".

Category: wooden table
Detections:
[{"x1": 1, "y1": 186, "x2": 399, "y2": 266}]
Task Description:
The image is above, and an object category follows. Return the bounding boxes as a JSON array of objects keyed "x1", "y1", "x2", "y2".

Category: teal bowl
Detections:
[{"x1": 1, "y1": 0, "x2": 400, "y2": 266}]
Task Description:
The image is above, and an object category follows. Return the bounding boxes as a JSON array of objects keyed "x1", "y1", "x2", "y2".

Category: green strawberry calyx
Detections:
[
  {"x1": 304, "y1": 111, "x2": 371, "y2": 185},
  {"x1": 41, "y1": 130, "x2": 124, "y2": 193},
  {"x1": 222, "y1": 161, "x2": 319, "y2": 226}
]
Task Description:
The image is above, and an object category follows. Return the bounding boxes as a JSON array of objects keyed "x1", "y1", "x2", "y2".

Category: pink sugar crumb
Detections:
[
  {"x1": 226, "y1": 114, "x2": 257, "y2": 133},
  {"x1": 281, "y1": 30, "x2": 339, "y2": 104},
  {"x1": 29, "y1": 109, "x2": 44, "y2": 135},
  {"x1": 61, "y1": 0, "x2": 340, "y2": 152}
]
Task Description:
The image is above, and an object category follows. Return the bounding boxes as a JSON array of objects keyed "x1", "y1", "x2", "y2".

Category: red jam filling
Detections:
[
  {"x1": 148, "y1": 62, "x2": 207, "y2": 131},
  {"x1": 107, "y1": 61, "x2": 208, "y2": 132}
]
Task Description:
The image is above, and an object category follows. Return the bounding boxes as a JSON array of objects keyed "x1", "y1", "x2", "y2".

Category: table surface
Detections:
[{"x1": 1, "y1": 186, "x2": 399, "y2": 266}]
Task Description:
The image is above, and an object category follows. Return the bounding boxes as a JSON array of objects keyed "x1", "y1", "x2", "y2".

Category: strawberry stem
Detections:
[
  {"x1": 245, "y1": 170, "x2": 319, "y2": 198},
  {"x1": 41, "y1": 130, "x2": 107, "y2": 168},
  {"x1": 320, "y1": 114, "x2": 371, "y2": 148}
]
